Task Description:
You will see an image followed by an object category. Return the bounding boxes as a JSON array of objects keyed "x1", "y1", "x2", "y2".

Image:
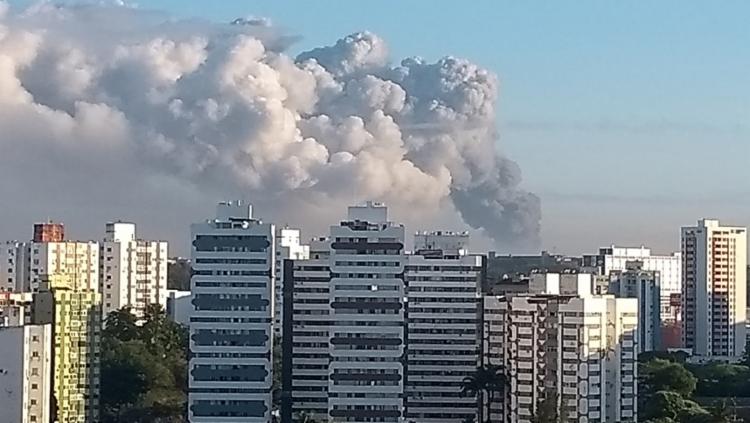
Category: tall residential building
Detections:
[
  {"x1": 327, "y1": 202, "x2": 406, "y2": 421},
  {"x1": 584, "y1": 245, "x2": 681, "y2": 321},
  {"x1": 274, "y1": 227, "x2": 309, "y2": 337},
  {"x1": 282, "y1": 238, "x2": 332, "y2": 422},
  {"x1": 404, "y1": 232, "x2": 483, "y2": 423},
  {"x1": 29, "y1": 241, "x2": 99, "y2": 293},
  {"x1": 33, "y1": 222, "x2": 65, "y2": 243},
  {"x1": 609, "y1": 261, "x2": 661, "y2": 353},
  {"x1": 283, "y1": 209, "x2": 487, "y2": 423},
  {"x1": 33, "y1": 275, "x2": 101, "y2": 423},
  {"x1": 283, "y1": 203, "x2": 407, "y2": 422},
  {"x1": 100, "y1": 222, "x2": 169, "y2": 318},
  {"x1": 188, "y1": 201, "x2": 275, "y2": 423},
  {"x1": 682, "y1": 219, "x2": 748, "y2": 358},
  {"x1": 0, "y1": 324, "x2": 53, "y2": 423},
  {"x1": 484, "y1": 294, "x2": 639, "y2": 423}
]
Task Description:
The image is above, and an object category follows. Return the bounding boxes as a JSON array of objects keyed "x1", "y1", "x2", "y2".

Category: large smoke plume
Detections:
[{"x1": 0, "y1": 2, "x2": 540, "y2": 251}]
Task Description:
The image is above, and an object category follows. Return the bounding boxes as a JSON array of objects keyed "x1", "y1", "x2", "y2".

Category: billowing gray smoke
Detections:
[{"x1": 0, "y1": 3, "x2": 540, "y2": 251}]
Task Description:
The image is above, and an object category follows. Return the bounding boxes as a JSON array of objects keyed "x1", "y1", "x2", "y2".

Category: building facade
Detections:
[
  {"x1": 327, "y1": 202, "x2": 406, "y2": 421},
  {"x1": 33, "y1": 222, "x2": 65, "y2": 243},
  {"x1": 0, "y1": 242, "x2": 23, "y2": 292},
  {"x1": 166, "y1": 290, "x2": 191, "y2": 327},
  {"x1": 584, "y1": 245, "x2": 681, "y2": 321},
  {"x1": 283, "y1": 212, "x2": 487, "y2": 423},
  {"x1": 188, "y1": 201, "x2": 275, "y2": 423},
  {"x1": 0, "y1": 292, "x2": 34, "y2": 326},
  {"x1": 29, "y1": 241, "x2": 99, "y2": 293},
  {"x1": 484, "y1": 294, "x2": 638, "y2": 423},
  {"x1": 274, "y1": 227, "x2": 309, "y2": 338},
  {"x1": 682, "y1": 219, "x2": 748, "y2": 358},
  {"x1": 33, "y1": 275, "x2": 101, "y2": 423},
  {"x1": 282, "y1": 238, "x2": 332, "y2": 422},
  {"x1": 100, "y1": 222, "x2": 168, "y2": 318},
  {"x1": 609, "y1": 261, "x2": 661, "y2": 353},
  {"x1": 404, "y1": 232, "x2": 483, "y2": 423},
  {"x1": 0, "y1": 324, "x2": 53, "y2": 423}
]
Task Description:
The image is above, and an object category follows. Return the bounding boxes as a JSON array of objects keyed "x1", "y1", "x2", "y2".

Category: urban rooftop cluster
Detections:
[{"x1": 0, "y1": 200, "x2": 747, "y2": 423}]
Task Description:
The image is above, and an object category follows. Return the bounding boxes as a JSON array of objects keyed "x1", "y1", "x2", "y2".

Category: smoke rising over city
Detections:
[{"x1": 0, "y1": 2, "x2": 540, "y2": 251}]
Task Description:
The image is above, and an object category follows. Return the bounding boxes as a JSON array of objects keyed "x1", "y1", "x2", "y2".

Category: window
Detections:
[
  {"x1": 31, "y1": 368, "x2": 39, "y2": 376},
  {"x1": 31, "y1": 383, "x2": 38, "y2": 390}
]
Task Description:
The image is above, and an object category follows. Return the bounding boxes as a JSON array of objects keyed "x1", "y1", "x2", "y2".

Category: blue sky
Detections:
[{"x1": 10, "y1": 0, "x2": 750, "y2": 254}]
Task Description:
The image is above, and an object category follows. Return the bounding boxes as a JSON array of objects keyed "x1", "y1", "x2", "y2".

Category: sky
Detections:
[{"x1": 4, "y1": 0, "x2": 750, "y2": 256}]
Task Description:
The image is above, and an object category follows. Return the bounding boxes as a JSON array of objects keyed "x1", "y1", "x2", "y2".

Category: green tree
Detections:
[
  {"x1": 691, "y1": 363, "x2": 750, "y2": 398},
  {"x1": 640, "y1": 359, "x2": 697, "y2": 399},
  {"x1": 167, "y1": 259, "x2": 191, "y2": 291},
  {"x1": 101, "y1": 306, "x2": 188, "y2": 423},
  {"x1": 103, "y1": 306, "x2": 139, "y2": 341}
]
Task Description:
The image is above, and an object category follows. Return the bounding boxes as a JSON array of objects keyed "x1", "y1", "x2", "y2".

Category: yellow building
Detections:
[{"x1": 33, "y1": 275, "x2": 101, "y2": 423}]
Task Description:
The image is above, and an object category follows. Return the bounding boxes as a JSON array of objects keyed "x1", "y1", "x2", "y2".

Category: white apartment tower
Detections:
[
  {"x1": 609, "y1": 261, "x2": 661, "y2": 353},
  {"x1": 585, "y1": 246, "x2": 681, "y2": 321},
  {"x1": 188, "y1": 201, "x2": 275, "y2": 423},
  {"x1": 682, "y1": 219, "x2": 747, "y2": 358},
  {"x1": 283, "y1": 215, "x2": 486, "y2": 423},
  {"x1": 327, "y1": 202, "x2": 406, "y2": 421},
  {"x1": 404, "y1": 232, "x2": 483, "y2": 422},
  {"x1": 484, "y1": 294, "x2": 638, "y2": 423},
  {"x1": 0, "y1": 324, "x2": 53, "y2": 423},
  {"x1": 100, "y1": 222, "x2": 169, "y2": 318},
  {"x1": 274, "y1": 227, "x2": 309, "y2": 337}
]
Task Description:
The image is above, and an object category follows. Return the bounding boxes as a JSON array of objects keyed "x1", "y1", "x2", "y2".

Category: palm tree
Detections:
[{"x1": 462, "y1": 365, "x2": 506, "y2": 423}]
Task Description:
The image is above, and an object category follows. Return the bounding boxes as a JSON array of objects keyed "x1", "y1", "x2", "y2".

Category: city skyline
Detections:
[
  {"x1": 2, "y1": 2, "x2": 750, "y2": 422},
  {"x1": 1, "y1": 1, "x2": 748, "y2": 256}
]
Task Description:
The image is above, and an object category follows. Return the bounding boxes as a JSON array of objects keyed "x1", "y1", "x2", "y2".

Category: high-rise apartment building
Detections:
[
  {"x1": 29, "y1": 241, "x2": 99, "y2": 293},
  {"x1": 100, "y1": 222, "x2": 168, "y2": 318},
  {"x1": 188, "y1": 201, "x2": 275, "y2": 423},
  {"x1": 283, "y1": 206, "x2": 486, "y2": 423},
  {"x1": 283, "y1": 203, "x2": 407, "y2": 422},
  {"x1": 484, "y1": 293, "x2": 638, "y2": 423},
  {"x1": 33, "y1": 275, "x2": 101, "y2": 423},
  {"x1": 609, "y1": 261, "x2": 661, "y2": 353},
  {"x1": 682, "y1": 219, "x2": 747, "y2": 358},
  {"x1": 584, "y1": 245, "x2": 681, "y2": 320},
  {"x1": 327, "y1": 202, "x2": 406, "y2": 421},
  {"x1": 404, "y1": 232, "x2": 483, "y2": 423},
  {"x1": 274, "y1": 227, "x2": 309, "y2": 337},
  {"x1": 282, "y1": 238, "x2": 332, "y2": 422},
  {"x1": 33, "y1": 222, "x2": 65, "y2": 243},
  {"x1": 0, "y1": 324, "x2": 53, "y2": 423}
]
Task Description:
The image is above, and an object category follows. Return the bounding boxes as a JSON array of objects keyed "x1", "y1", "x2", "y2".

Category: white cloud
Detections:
[{"x1": 0, "y1": 3, "x2": 540, "y2": 251}]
